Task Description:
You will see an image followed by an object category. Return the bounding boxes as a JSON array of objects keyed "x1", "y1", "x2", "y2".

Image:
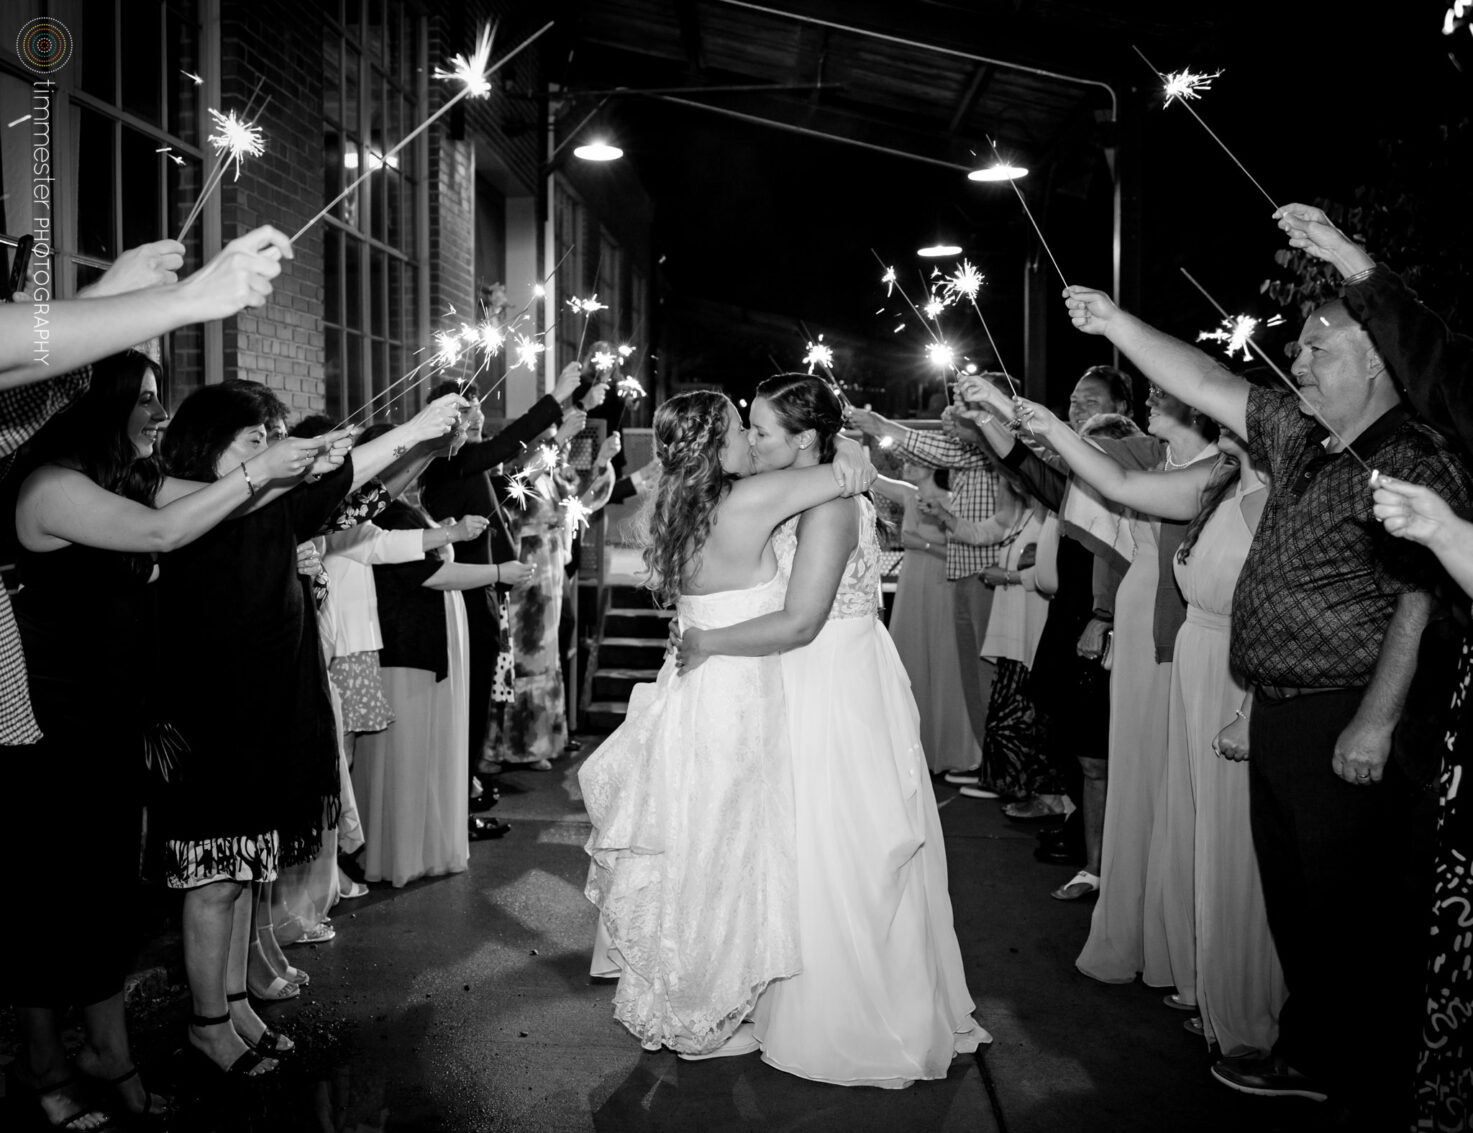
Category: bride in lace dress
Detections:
[
  {"x1": 578, "y1": 390, "x2": 876, "y2": 1057},
  {"x1": 678, "y1": 376, "x2": 990, "y2": 1087}
]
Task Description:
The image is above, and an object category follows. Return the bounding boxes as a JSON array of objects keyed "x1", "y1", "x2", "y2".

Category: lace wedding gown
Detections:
[
  {"x1": 579, "y1": 572, "x2": 800, "y2": 1054},
  {"x1": 753, "y1": 497, "x2": 988, "y2": 1087}
]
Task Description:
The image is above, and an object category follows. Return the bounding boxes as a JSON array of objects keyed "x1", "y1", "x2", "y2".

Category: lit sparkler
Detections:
[
  {"x1": 617, "y1": 344, "x2": 635, "y2": 359},
  {"x1": 1133, "y1": 46, "x2": 1278, "y2": 210},
  {"x1": 1178, "y1": 268, "x2": 1371, "y2": 474},
  {"x1": 881, "y1": 266, "x2": 897, "y2": 296},
  {"x1": 181, "y1": 70, "x2": 204, "y2": 86},
  {"x1": 923, "y1": 296, "x2": 946, "y2": 321},
  {"x1": 1197, "y1": 314, "x2": 1262, "y2": 361},
  {"x1": 434, "y1": 329, "x2": 463, "y2": 369},
  {"x1": 616, "y1": 375, "x2": 647, "y2": 403},
  {"x1": 926, "y1": 342, "x2": 956, "y2": 370},
  {"x1": 1162, "y1": 68, "x2": 1223, "y2": 106},
  {"x1": 503, "y1": 473, "x2": 533, "y2": 509},
  {"x1": 944, "y1": 260, "x2": 984, "y2": 303},
  {"x1": 511, "y1": 334, "x2": 546, "y2": 372},
  {"x1": 567, "y1": 294, "x2": 607, "y2": 315},
  {"x1": 293, "y1": 21, "x2": 554, "y2": 243},
  {"x1": 155, "y1": 145, "x2": 186, "y2": 166},
  {"x1": 591, "y1": 349, "x2": 617, "y2": 372},
  {"x1": 177, "y1": 97, "x2": 270, "y2": 240},
  {"x1": 562, "y1": 496, "x2": 594, "y2": 537},
  {"x1": 803, "y1": 337, "x2": 834, "y2": 374}
]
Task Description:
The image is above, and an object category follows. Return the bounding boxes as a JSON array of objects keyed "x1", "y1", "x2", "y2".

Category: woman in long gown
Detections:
[
  {"x1": 1010, "y1": 399, "x2": 1285, "y2": 1056},
  {"x1": 678, "y1": 376, "x2": 988, "y2": 1088},
  {"x1": 874, "y1": 465, "x2": 982, "y2": 775},
  {"x1": 579, "y1": 390, "x2": 875, "y2": 1057}
]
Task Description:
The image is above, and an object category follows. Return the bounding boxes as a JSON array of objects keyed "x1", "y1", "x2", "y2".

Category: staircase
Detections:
[{"x1": 583, "y1": 583, "x2": 672, "y2": 732}]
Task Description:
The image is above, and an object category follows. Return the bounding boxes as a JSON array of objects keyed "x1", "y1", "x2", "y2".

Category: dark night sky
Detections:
[{"x1": 556, "y1": 2, "x2": 1471, "y2": 412}]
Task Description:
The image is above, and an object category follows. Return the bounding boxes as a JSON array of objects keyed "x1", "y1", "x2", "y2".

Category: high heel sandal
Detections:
[
  {"x1": 91, "y1": 1066, "x2": 173, "y2": 1124},
  {"x1": 2, "y1": 1065, "x2": 111, "y2": 1130},
  {"x1": 226, "y1": 992, "x2": 295, "y2": 1056},
  {"x1": 188, "y1": 1011, "x2": 277, "y2": 1078}
]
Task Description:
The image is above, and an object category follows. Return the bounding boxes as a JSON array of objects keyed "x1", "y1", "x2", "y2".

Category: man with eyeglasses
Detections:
[{"x1": 1063, "y1": 283, "x2": 1471, "y2": 1124}]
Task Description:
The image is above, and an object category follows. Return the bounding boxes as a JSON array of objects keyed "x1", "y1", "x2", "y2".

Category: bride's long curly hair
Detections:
[{"x1": 638, "y1": 390, "x2": 737, "y2": 606}]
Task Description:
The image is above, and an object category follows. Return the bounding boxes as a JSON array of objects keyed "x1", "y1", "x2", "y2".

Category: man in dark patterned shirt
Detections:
[{"x1": 1064, "y1": 284, "x2": 1473, "y2": 1123}]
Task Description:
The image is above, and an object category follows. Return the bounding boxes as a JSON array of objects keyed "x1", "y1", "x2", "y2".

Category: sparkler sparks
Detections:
[
  {"x1": 881, "y1": 266, "x2": 897, "y2": 297},
  {"x1": 433, "y1": 329, "x2": 463, "y2": 369},
  {"x1": 155, "y1": 145, "x2": 186, "y2": 166},
  {"x1": 616, "y1": 375, "x2": 647, "y2": 403},
  {"x1": 1197, "y1": 314, "x2": 1261, "y2": 361},
  {"x1": 206, "y1": 107, "x2": 266, "y2": 180},
  {"x1": 478, "y1": 323, "x2": 505, "y2": 353},
  {"x1": 923, "y1": 296, "x2": 946, "y2": 321},
  {"x1": 503, "y1": 474, "x2": 533, "y2": 509},
  {"x1": 566, "y1": 294, "x2": 608, "y2": 315},
  {"x1": 617, "y1": 344, "x2": 635, "y2": 359},
  {"x1": 926, "y1": 342, "x2": 956, "y2": 370},
  {"x1": 591, "y1": 350, "x2": 617, "y2": 372},
  {"x1": 1162, "y1": 68, "x2": 1224, "y2": 106},
  {"x1": 562, "y1": 497, "x2": 594, "y2": 537},
  {"x1": 431, "y1": 22, "x2": 496, "y2": 98},
  {"x1": 944, "y1": 260, "x2": 985, "y2": 303},
  {"x1": 803, "y1": 337, "x2": 834, "y2": 374},
  {"x1": 181, "y1": 70, "x2": 204, "y2": 86},
  {"x1": 511, "y1": 335, "x2": 546, "y2": 371}
]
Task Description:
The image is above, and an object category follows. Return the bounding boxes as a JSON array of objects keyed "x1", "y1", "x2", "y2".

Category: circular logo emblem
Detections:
[{"x1": 15, "y1": 17, "x2": 74, "y2": 74}]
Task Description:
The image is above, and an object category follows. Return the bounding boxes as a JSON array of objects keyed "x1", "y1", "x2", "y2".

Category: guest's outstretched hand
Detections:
[
  {"x1": 1063, "y1": 286, "x2": 1119, "y2": 335},
  {"x1": 178, "y1": 225, "x2": 294, "y2": 320},
  {"x1": 1010, "y1": 397, "x2": 1064, "y2": 439},
  {"x1": 79, "y1": 240, "x2": 186, "y2": 297},
  {"x1": 1273, "y1": 204, "x2": 1374, "y2": 278},
  {"x1": 1371, "y1": 473, "x2": 1460, "y2": 549},
  {"x1": 554, "y1": 409, "x2": 588, "y2": 447}
]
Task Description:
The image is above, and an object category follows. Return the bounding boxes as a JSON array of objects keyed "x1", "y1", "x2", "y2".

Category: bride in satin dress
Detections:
[
  {"x1": 677, "y1": 375, "x2": 989, "y2": 1088},
  {"x1": 578, "y1": 390, "x2": 875, "y2": 1058}
]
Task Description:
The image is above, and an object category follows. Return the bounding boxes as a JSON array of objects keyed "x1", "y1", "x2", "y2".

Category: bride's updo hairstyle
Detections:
[
  {"x1": 639, "y1": 390, "x2": 738, "y2": 606},
  {"x1": 753, "y1": 374, "x2": 846, "y2": 463}
]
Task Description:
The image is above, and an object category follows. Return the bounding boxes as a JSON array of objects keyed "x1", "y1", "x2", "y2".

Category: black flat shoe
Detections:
[
  {"x1": 468, "y1": 787, "x2": 500, "y2": 813},
  {"x1": 469, "y1": 816, "x2": 510, "y2": 840}
]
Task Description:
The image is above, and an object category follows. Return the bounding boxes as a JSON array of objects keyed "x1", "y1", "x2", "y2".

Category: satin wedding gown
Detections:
[
  {"x1": 753, "y1": 498, "x2": 988, "y2": 1087},
  {"x1": 579, "y1": 571, "x2": 800, "y2": 1055}
]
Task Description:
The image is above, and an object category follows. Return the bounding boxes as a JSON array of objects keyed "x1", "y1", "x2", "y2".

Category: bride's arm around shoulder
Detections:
[
  {"x1": 725, "y1": 436, "x2": 876, "y2": 529},
  {"x1": 675, "y1": 499, "x2": 858, "y2": 672}
]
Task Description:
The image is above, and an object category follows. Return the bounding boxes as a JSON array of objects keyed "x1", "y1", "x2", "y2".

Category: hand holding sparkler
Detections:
[
  {"x1": 554, "y1": 409, "x2": 588, "y2": 447},
  {"x1": 1063, "y1": 285, "x2": 1123, "y2": 336},
  {"x1": 553, "y1": 362, "x2": 584, "y2": 403},
  {"x1": 1007, "y1": 396, "x2": 1066, "y2": 440},
  {"x1": 955, "y1": 373, "x2": 1014, "y2": 418},
  {"x1": 78, "y1": 240, "x2": 185, "y2": 297},
  {"x1": 1371, "y1": 474, "x2": 1464, "y2": 550},
  {"x1": 254, "y1": 434, "x2": 343, "y2": 482},
  {"x1": 176, "y1": 225, "x2": 295, "y2": 320},
  {"x1": 306, "y1": 428, "x2": 357, "y2": 476},
  {"x1": 1273, "y1": 203, "x2": 1376, "y2": 279},
  {"x1": 845, "y1": 407, "x2": 903, "y2": 451},
  {"x1": 594, "y1": 433, "x2": 623, "y2": 470},
  {"x1": 494, "y1": 559, "x2": 535, "y2": 588}
]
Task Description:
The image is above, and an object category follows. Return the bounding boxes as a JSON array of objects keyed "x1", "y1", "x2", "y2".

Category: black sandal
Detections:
[
  {"x1": 187, "y1": 1012, "x2": 277, "y2": 1077},
  {"x1": 95, "y1": 1066, "x2": 172, "y2": 1123},
  {"x1": 225, "y1": 992, "x2": 295, "y2": 1056}
]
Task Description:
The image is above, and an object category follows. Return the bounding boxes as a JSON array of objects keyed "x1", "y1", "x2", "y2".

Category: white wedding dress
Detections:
[
  {"x1": 753, "y1": 498, "x2": 988, "y2": 1087},
  {"x1": 579, "y1": 572, "x2": 800, "y2": 1054}
]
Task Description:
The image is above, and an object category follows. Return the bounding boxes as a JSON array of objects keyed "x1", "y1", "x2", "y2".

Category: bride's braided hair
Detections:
[{"x1": 638, "y1": 390, "x2": 737, "y2": 606}]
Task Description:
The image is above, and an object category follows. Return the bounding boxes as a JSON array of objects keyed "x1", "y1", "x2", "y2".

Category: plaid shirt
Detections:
[
  {"x1": 0, "y1": 367, "x2": 92, "y2": 744},
  {"x1": 1231, "y1": 386, "x2": 1473, "y2": 687},
  {"x1": 898, "y1": 427, "x2": 999, "y2": 579}
]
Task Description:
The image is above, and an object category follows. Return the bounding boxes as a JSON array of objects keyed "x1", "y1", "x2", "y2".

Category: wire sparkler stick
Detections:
[
  {"x1": 944, "y1": 260, "x2": 1020, "y2": 399},
  {"x1": 293, "y1": 22, "x2": 554, "y2": 243},
  {"x1": 176, "y1": 77, "x2": 267, "y2": 241},
  {"x1": 1132, "y1": 46, "x2": 1279, "y2": 211},
  {"x1": 1178, "y1": 268, "x2": 1371, "y2": 474},
  {"x1": 986, "y1": 135, "x2": 1069, "y2": 288}
]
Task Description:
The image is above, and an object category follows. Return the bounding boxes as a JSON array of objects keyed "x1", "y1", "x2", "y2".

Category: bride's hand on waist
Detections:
[{"x1": 674, "y1": 626, "x2": 708, "y2": 676}]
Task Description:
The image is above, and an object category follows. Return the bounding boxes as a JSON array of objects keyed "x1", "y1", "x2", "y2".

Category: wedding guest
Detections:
[
  {"x1": 1065, "y1": 282, "x2": 1472, "y2": 1123},
  {"x1": 155, "y1": 386, "x2": 461, "y2": 1076},
  {"x1": 872, "y1": 465, "x2": 982, "y2": 775},
  {"x1": 6, "y1": 351, "x2": 325, "y2": 1111},
  {"x1": 847, "y1": 402, "x2": 1003, "y2": 788},
  {"x1": 420, "y1": 363, "x2": 581, "y2": 794}
]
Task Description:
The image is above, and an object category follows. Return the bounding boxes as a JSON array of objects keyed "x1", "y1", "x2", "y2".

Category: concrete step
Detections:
[
  {"x1": 584, "y1": 699, "x2": 629, "y2": 731},
  {"x1": 594, "y1": 667, "x2": 661, "y2": 700},
  {"x1": 599, "y1": 636, "x2": 668, "y2": 668},
  {"x1": 604, "y1": 607, "x2": 675, "y2": 638}
]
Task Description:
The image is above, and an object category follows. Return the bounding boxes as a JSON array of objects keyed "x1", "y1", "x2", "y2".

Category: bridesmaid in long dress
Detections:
[
  {"x1": 874, "y1": 464, "x2": 982, "y2": 775},
  {"x1": 1010, "y1": 400, "x2": 1285, "y2": 1053},
  {"x1": 679, "y1": 376, "x2": 988, "y2": 1087}
]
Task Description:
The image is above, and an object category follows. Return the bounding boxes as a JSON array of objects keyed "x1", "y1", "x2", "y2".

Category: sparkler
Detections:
[
  {"x1": 618, "y1": 344, "x2": 635, "y2": 359},
  {"x1": 155, "y1": 145, "x2": 185, "y2": 166},
  {"x1": 926, "y1": 342, "x2": 956, "y2": 369},
  {"x1": 181, "y1": 70, "x2": 204, "y2": 86},
  {"x1": 1178, "y1": 268, "x2": 1372, "y2": 474},
  {"x1": 803, "y1": 337, "x2": 834, "y2": 375},
  {"x1": 591, "y1": 349, "x2": 617, "y2": 372},
  {"x1": 293, "y1": 21, "x2": 554, "y2": 243},
  {"x1": 616, "y1": 375, "x2": 647, "y2": 402},
  {"x1": 177, "y1": 77, "x2": 269, "y2": 241},
  {"x1": 562, "y1": 496, "x2": 594, "y2": 538},
  {"x1": 1133, "y1": 46, "x2": 1278, "y2": 210},
  {"x1": 945, "y1": 259, "x2": 1022, "y2": 399},
  {"x1": 986, "y1": 135, "x2": 1070, "y2": 288},
  {"x1": 1197, "y1": 313, "x2": 1284, "y2": 361}
]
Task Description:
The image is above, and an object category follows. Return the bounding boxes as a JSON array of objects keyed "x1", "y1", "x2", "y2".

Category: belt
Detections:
[{"x1": 1254, "y1": 683, "x2": 1353, "y2": 702}]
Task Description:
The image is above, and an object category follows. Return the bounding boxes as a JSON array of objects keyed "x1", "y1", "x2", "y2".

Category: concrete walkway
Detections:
[{"x1": 3, "y1": 742, "x2": 1338, "y2": 1133}]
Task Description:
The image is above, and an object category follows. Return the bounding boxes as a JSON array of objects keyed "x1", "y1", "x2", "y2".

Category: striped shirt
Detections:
[{"x1": 897, "y1": 427, "x2": 999, "y2": 579}]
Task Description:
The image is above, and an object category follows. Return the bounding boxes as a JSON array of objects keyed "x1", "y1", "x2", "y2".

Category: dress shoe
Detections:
[
  {"x1": 1210, "y1": 1054, "x2": 1327, "y2": 1102},
  {"x1": 564, "y1": 738, "x2": 583, "y2": 753},
  {"x1": 469, "y1": 815, "x2": 510, "y2": 841},
  {"x1": 958, "y1": 784, "x2": 1000, "y2": 799},
  {"x1": 943, "y1": 770, "x2": 981, "y2": 787},
  {"x1": 468, "y1": 785, "x2": 500, "y2": 812}
]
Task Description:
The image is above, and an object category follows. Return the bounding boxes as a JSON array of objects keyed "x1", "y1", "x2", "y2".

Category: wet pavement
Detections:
[{"x1": 3, "y1": 741, "x2": 1340, "y2": 1132}]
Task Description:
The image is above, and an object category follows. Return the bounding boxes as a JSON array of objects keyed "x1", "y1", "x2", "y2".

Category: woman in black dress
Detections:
[
  {"x1": 7, "y1": 352, "x2": 326, "y2": 1118},
  {"x1": 154, "y1": 384, "x2": 462, "y2": 1077}
]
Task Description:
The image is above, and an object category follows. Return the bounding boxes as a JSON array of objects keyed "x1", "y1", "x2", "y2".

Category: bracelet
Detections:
[
  {"x1": 495, "y1": 565, "x2": 501, "y2": 583},
  {"x1": 1341, "y1": 264, "x2": 1377, "y2": 287},
  {"x1": 1233, "y1": 708, "x2": 1248, "y2": 721},
  {"x1": 239, "y1": 462, "x2": 256, "y2": 497}
]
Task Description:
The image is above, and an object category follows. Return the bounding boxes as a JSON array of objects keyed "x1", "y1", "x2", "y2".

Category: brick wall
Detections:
[
  {"x1": 428, "y1": 134, "x2": 476, "y2": 325},
  {"x1": 218, "y1": 0, "x2": 327, "y2": 413}
]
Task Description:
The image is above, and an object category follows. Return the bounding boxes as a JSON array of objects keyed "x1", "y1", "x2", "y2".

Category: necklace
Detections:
[{"x1": 1163, "y1": 445, "x2": 1190, "y2": 471}]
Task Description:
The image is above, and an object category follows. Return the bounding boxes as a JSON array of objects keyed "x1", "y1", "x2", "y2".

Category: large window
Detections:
[
  {"x1": 321, "y1": 0, "x2": 424, "y2": 422},
  {"x1": 1, "y1": 0, "x2": 205, "y2": 392}
]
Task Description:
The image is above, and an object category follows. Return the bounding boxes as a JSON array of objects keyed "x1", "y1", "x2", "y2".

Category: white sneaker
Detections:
[
  {"x1": 676, "y1": 1022, "x2": 760, "y2": 1060},
  {"x1": 959, "y1": 784, "x2": 1000, "y2": 799},
  {"x1": 943, "y1": 770, "x2": 981, "y2": 786}
]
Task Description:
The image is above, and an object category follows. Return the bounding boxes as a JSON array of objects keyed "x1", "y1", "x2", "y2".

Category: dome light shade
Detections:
[
  {"x1": 968, "y1": 163, "x2": 1028, "y2": 182},
  {"x1": 916, "y1": 243, "x2": 962, "y2": 258},
  {"x1": 573, "y1": 141, "x2": 623, "y2": 161}
]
